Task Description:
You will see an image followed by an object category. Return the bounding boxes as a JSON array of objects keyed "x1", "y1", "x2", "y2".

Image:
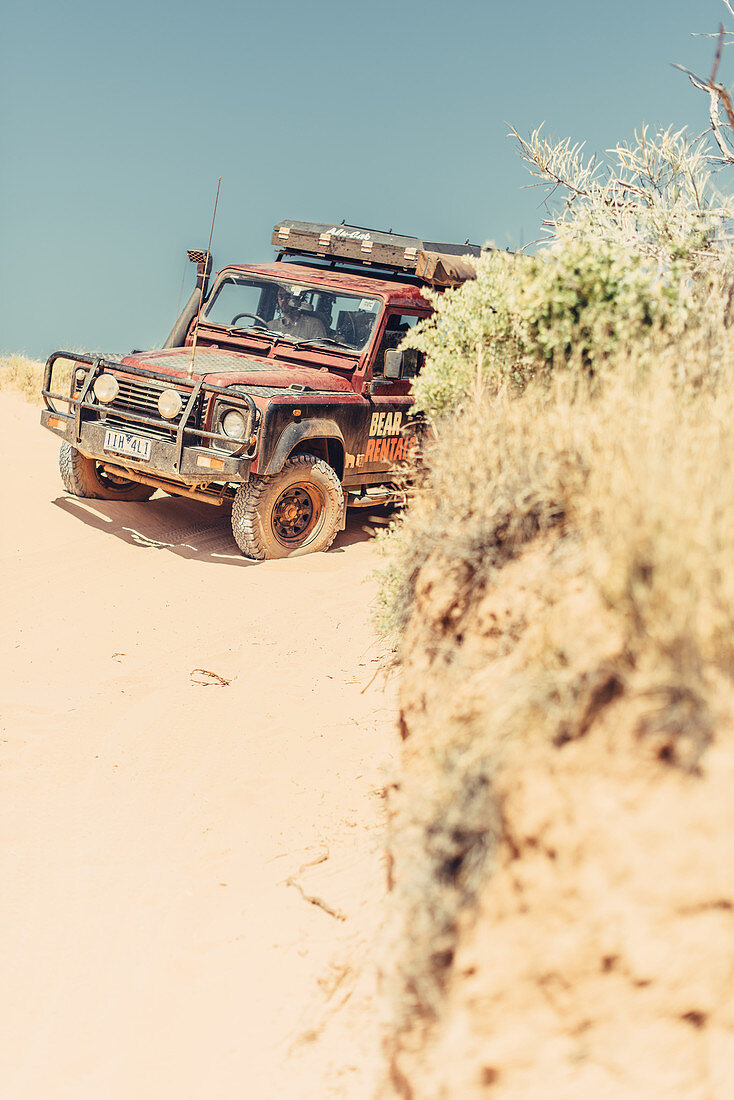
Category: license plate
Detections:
[{"x1": 103, "y1": 428, "x2": 152, "y2": 462}]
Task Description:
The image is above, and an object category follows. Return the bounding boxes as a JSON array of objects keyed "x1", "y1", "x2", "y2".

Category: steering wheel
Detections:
[
  {"x1": 230, "y1": 312, "x2": 269, "y2": 326},
  {"x1": 339, "y1": 314, "x2": 359, "y2": 345}
]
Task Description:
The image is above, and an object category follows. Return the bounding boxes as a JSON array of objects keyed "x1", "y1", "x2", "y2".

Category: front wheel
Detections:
[
  {"x1": 59, "y1": 442, "x2": 154, "y2": 502},
  {"x1": 231, "y1": 453, "x2": 343, "y2": 560}
]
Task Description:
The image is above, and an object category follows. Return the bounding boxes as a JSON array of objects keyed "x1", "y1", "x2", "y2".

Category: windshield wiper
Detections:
[
  {"x1": 224, "y1": 324, "x2": 282, "y2": 338},
  {"x1": 291, "y1": 337, "x2": 354, "y2": 351}
]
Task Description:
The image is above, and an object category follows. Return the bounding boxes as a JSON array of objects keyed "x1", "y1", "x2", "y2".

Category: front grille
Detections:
[{"x1": 103, "y1": 377, "x2": 202, "y2": 440}]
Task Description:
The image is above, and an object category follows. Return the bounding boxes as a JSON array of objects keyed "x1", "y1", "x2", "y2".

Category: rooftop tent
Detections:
[
  {"x1": 414, "y1": 250, "x2": 479, "y2": 288},
  {"x1": 272, "y1": 220, "x2": 486, "y2": 286}
]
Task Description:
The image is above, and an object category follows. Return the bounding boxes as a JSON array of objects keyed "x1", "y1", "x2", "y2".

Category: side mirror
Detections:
[{"x1": 384, "y1": 349, "x2": 403, "y2": 380}]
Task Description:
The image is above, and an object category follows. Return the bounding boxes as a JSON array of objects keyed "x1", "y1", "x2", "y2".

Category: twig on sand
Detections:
[
  {"x1": 190, "y1": 668, "x2": 231, "y2": 686},
  {"x1": 360, "y1": 665, "x2": 383, "y2": 694},
  {"x1": 284, "y1": 847, "x2": 347, "y2": 921},
  {"x1": 285, "y1": 877, "x2": 347, "y2": 921}
]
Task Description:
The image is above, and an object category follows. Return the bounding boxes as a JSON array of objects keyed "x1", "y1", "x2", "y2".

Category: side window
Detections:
[{"x1": 373, "y1": 314, "x2": 425, "y2": 377}]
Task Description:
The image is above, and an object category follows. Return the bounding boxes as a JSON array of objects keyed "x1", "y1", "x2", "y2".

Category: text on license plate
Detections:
[{"x1": 103, "y1": 429, "x2": 152, "y2": 461}]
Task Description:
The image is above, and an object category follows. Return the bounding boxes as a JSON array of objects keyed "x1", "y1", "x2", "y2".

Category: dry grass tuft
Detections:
[
  {"x1": 374, "y1": 383, "x2": 581, "y2": 647},
  {"x1": 0, "y1": 353, "x2": 50, "y2": 401},
  {"x1": 0, "y1": 353, "x2": 93, "y2": 404},
  {"x1": 382, "y1": 325, "x2": 734, "y2": 697}
]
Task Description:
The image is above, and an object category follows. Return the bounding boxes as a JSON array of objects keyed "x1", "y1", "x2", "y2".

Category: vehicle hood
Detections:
[{"x1": 121, "y1": 348, "x2": 355, "y2": 393}]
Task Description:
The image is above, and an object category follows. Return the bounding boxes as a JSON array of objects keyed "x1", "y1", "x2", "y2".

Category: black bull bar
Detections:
[{"x1": 41, "y1": 351, "x2": 258, "y2": 477}]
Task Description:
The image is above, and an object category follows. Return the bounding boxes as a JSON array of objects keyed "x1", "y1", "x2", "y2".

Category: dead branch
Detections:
[
  {"x1": 711, "y1": 23, "x2": 726, "y2": 84},
  {"x1": 676, "y1": 19, "x2": 734, "y2": 165},
  {"x1": 706, "y1": 81, "x2": 734, "y2": 161},
  {"x1": 676, "y1": 60, "x2": 734, "y2": 163}
]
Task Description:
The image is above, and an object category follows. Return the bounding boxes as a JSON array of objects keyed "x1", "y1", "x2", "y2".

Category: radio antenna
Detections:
[{"x1": 188, "y1": 176, "x2": 221, "y2": 377}]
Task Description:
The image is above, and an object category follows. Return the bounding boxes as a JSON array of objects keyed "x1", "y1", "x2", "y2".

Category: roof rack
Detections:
[{"x1": 272, "y1": 220, "x2": 487, "y2": 287}]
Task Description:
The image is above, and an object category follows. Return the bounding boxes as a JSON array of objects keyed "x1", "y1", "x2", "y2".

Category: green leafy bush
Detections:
[{"x1": 404, "y1": 127, "x2": 733, "y2": 417}]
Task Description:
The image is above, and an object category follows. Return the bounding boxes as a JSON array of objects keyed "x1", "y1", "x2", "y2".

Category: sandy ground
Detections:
[{"x1": 0, "y1": 392, "x2": 398, "y2": 1099}]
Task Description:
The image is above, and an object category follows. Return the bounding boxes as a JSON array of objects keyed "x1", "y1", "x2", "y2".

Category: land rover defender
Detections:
[{"x1": 40, "y1": 220, "x2": 480, "y2": 559}]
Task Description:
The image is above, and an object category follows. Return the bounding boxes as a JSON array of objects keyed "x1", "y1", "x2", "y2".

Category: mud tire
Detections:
[
  {"x1": 59, "y1": 442, "x2": 154, "y2": 502},
  {"x1": 231, "y1": 453, "x2": 343, "y2": 560}
]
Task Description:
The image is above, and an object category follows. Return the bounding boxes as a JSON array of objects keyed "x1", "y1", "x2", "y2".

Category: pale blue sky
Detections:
[{"x1": 1, "y1": 0, "x2": 729, "y2": 359}]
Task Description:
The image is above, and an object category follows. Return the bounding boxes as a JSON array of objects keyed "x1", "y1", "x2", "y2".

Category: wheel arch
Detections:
[{"x1": 263, "y1": 419, "x2": 346, "y2": 480}]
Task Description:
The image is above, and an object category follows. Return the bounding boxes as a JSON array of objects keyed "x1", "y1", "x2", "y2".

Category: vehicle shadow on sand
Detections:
[{"x1": 52, "y1": 493, "x2": 394, "y2": 566}]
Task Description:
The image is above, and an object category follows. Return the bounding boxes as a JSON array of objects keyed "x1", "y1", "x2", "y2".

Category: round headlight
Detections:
[
  {"x1": 221, "y1": 409, "x2": 247, "y2": 439},
  {"x1": 93, "y1": 373, "x2": 119, "y2": 404},
  {"x1": 158, "y1": 389, "x2": 182, "y2": 420}
]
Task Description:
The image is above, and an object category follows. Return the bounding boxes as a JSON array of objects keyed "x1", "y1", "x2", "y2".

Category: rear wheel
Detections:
[
  {"x1": 231, "y1": 453, "x2": 343, "y2": 560},
  {"x1": 59, "y1": 442, "x2": 154, "y2": 502}
]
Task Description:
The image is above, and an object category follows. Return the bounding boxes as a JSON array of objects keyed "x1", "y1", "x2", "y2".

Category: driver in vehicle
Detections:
[{"x1": 269, "y1": 287, "x2": 328, "y2": 341}]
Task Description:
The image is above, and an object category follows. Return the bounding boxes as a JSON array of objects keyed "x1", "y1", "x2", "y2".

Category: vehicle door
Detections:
[{"x1": 345, "y1": 313, "x2": 426, "y2": 481}]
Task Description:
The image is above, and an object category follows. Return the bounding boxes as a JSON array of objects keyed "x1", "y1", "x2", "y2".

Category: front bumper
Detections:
[{"x1": 40, "y1": 352, "x2": 256, "y2": 487}]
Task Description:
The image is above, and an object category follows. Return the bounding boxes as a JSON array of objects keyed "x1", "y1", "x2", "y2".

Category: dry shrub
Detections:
[
  {"x1": 0, "y1": 353, "x2": 50, "y2": 401},
  {"x1": 578, "y1": 358, "x2": 734, "y2": 691},
  {"x1": 374, "y1": 381, "x2": 583, "y2": 647},
  {"x1": 0, "y1": 352, "x2": 117, "y2": 403},
  {"x1": 382, "y1": 311, "x2": 734, "y2": 693}
]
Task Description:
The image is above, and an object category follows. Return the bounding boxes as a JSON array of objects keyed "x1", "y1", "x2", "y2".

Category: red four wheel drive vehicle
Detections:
[{"x1": 40, "y1": 221, "x2": 481, "y2": 559}]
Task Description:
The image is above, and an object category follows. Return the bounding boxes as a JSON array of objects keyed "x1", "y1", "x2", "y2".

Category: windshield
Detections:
[{"x1": 203, "y1": 273, "x2": 381, "y2": 352}]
